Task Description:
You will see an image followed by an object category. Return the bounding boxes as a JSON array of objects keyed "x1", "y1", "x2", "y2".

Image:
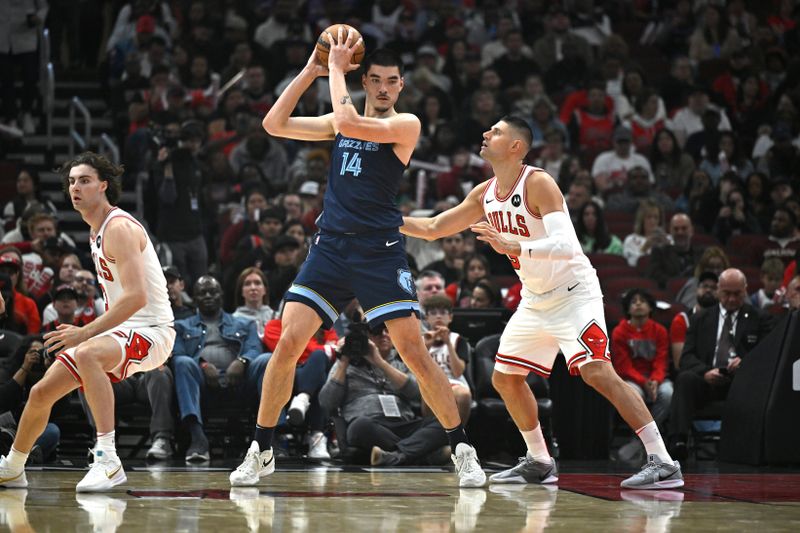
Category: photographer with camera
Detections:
[
  {"x1": 145, "y1": 120, "x2": 209, "y2": 290},
  {"x1": 0, "y1": 336, "x2": 61, "y2": 464},
  {"x1": 319, "y1": 321, "x2": 448, "y2": 467}
]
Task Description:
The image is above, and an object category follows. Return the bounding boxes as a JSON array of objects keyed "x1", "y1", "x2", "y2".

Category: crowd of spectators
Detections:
[{"x1": 2, "y1": 0, "x2": 800, "y2": 463}]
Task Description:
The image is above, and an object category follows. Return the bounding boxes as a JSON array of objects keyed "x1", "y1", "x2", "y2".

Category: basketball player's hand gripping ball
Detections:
[{"x1": 320, "y1": 24, "x2": 365, "y2": 73}]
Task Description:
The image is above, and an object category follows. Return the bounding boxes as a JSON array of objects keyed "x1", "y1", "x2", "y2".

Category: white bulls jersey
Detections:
[
  {"x1": 90, "y1": 207, "x2": 174, "y2": 328},
  {"x1": 481, "y1": 165, "x2": 601, "y2": 295}
]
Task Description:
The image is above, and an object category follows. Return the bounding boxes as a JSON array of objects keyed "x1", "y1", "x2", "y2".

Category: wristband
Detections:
[{"x1": 237, "y1": 356, "x2": 250, "y2": 367}]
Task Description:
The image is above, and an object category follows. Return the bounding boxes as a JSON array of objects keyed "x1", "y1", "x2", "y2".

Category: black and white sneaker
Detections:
[{"x1": 489, "y1": 454, "x2": 558, "y2": 484}]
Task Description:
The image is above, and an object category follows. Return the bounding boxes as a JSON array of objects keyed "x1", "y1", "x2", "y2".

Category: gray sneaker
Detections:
[
  {"x1": 489, "y1": 454, "x2": 558, "y2": 484},
  {"x1": 620, "y1": 454, "x2": 684, "y2": 490}
]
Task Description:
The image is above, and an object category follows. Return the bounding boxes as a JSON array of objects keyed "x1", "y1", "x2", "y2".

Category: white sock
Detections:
[
  {"x1": 6, "y1": 447, "x2": 29, "y2": 471},
  {"x1": 636, "y1": 421, "x2": 672, "y2": 463},
  {"x1": 96, "y1": 431, "x2": 118, "y2": 458},
  {"x1": 520, "y1": 424, "x2": 550, "y2": 463}
]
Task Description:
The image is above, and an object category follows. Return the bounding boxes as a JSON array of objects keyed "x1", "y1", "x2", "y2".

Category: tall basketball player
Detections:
[
  {"x1": 230, "y1": 28, "x2": 485, "y2": 487},
  {"x1": 402, "y1": 117, "x2": 684, "y2": 490},
  {"x1": 0, "y1": 152, "x2": 176, "y2": 492}
]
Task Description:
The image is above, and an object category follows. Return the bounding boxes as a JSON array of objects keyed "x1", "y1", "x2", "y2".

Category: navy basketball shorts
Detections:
[{"x1": 285, "y1": 230, "x2": 420, "y2": 328}]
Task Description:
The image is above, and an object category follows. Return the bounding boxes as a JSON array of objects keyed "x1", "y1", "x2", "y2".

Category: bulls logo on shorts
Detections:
[
  {"x1": 578, "y1": 320, "x2": 608, "y2": 359},
  {"x1": 511, "y1": 194, "x2": 522, "y2": 207},
  {"x1": 397, "y1": 269, "x2": 415, "y2": 296}
]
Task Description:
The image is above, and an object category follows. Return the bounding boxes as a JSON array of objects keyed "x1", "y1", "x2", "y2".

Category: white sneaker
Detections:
[
  {"x1": 76, "y1": 449, "x2": 127, "y2": 492},
  {"x1": 307, "y1": 432, "x2": 330, "y2": 459},
  {"x1": 288, "y1": 393, "x2": 311, "y2": 426},
  {"x1": 452, "y1": 443, "x2": 486, "y2": 488},
  {"x1": 146, "y1": 437, "x2": 173, "y2": 460},
  {"x1": 0, "y1": 455, "x2": 27, "y2": 488},
  {"x1": 230, "y1": 441, "x2": 275, "y2": 487},
  {"x1": 76, "y1": 494, "x2": 127, "y2": 532}
]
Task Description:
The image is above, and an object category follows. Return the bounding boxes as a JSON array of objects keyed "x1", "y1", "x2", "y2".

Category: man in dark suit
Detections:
[{"x1": 668, "y1": 268, "x2": 774, "y2": 460}]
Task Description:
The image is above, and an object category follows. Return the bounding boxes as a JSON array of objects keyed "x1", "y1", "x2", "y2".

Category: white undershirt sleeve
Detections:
[{"x1": 519, "y1": 211, "x2": 578, "y2": 261}]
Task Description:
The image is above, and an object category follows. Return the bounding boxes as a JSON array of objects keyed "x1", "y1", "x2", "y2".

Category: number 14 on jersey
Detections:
[{"x1": 339, "y1": 152, "x2": 363, "y2": 177}]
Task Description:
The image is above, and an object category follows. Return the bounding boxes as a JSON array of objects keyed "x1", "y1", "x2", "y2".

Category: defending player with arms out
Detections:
[
  {"x1": 401, "y1": 117, "x2": 684, "y2": 490},
  {"x1": 0, "y1": 152, "x2": 176, "y2": 492},
  {"x1": 230, "y1": 28, "x2": 485, "y2": 487}
]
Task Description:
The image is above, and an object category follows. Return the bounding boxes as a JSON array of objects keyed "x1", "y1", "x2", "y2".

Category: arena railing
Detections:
[
  {"x1": 68, "y1": 96, "x2": 91, "y2": 158},
  {"x1": 99, "y1": 132, "x2": 120, "y2": 164}
]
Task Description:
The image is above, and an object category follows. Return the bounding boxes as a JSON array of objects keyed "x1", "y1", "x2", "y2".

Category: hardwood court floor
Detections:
[{"x1": 2, "y1": 461, "x2": 799, "y2": 532}]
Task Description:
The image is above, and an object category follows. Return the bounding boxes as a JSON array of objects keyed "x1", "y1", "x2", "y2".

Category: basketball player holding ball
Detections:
[{"x1": 230, "y1": 26, "x2": 486, "y2": 488}]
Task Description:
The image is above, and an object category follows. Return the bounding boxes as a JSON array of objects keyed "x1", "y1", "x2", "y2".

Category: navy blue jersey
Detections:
[{"x1": 316, "y1": 133, "x2": 406, "y2": 234}]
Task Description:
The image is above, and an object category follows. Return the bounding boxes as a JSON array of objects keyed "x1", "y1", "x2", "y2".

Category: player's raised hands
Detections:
[
  {"x1": 304, "y1": 48, "x2": 329, "y2": 78},
  {"x1": 471, "y1": 222, "x2": 520, "y2": 257},
  {"x1": 326, "y1": 26, "x2": 363, "y2": 73}
]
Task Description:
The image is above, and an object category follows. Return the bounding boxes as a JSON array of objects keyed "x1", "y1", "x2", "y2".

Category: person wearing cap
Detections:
[
  {"x1": 41, "y1": 285, "x2": 80, "y2": 333},
  {"x1": 0, "y1": 255, "x2": 40, "y2": 334},
  {"x1": 229, "y1": 130, "x2": 290, "y2": 192},
  {"x1": 591, "y1": 126, "x2": 653, "y2": 194},
  {"x1": 297, "y1": 181, "x2": 322, "y2": 233},
  {"x1": 149, "y1": 119, "x2": 208, "y2": 290},
  {"x1": 163, "y1": 265, "x2": 194, "y2": 320},
  {"x1": 670, "y1": 272, "x2": 719, "y2": 369}
]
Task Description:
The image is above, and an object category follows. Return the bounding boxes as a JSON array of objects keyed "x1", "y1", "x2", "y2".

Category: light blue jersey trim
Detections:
[{"x1": 287, "y1": 285, "x2": 339, "y2": 323}]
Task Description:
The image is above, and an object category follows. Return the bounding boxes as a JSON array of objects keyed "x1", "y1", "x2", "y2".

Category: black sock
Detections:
[
  {"x1": 445, "y1": 424, "x2": 469, "y2": 450},
  {"x1": 255, "y1": 424, "x2": 274, "y2": 452}
]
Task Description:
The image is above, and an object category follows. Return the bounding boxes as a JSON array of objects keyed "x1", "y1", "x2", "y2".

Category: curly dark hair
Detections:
[{"x1": 58, "y1": 151, "x2": 124, "y2": 206}]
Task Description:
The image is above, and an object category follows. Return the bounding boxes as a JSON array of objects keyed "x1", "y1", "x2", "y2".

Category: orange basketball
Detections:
[{"x1": 315, "y1": 24, "x2": 366, "y2": 67}]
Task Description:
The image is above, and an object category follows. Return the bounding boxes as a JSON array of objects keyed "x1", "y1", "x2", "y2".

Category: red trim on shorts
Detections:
[
  {"x1": 567, "y1": 350, "x2": 611, "y2": 376},
  {"x1": 495, "y1": 353, "x2": 552, "y2": 377},
  {"x1": 495, "y1": 165, "x2": 527, "y2": 202},
  {"x1": 55, "y1": 352, "x2": 82, "y2": 384}
]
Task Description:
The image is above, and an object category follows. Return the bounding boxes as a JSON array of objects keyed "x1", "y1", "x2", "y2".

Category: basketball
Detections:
[{"x1": 315, "y1": 24, "x2": 365, "y2": 67}]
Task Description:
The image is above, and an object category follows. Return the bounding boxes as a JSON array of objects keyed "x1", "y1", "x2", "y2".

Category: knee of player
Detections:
[
  {"x1": 454, "y1": 386, "x2": 472, "y2": 402},
  {"x1": 73, "y1": 345, "x2": 104, "y2": 369},
  {"x1": 491, "y1": 369, "x2": 517, "y2": 393},
  {"x1": 579, "y1": 361, "x2": 612, "y2": 389},
  {"x1": 28, "y1": 380, "x2": 57, "y2": 407},
  {"x1": 275, "y1": 332, "x2": 311, "y2": 359}
]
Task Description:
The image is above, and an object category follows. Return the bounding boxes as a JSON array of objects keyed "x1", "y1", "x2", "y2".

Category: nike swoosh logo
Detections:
[
  {"x1": 0, "y1": 472, "x2": 22, "y2": 484},
  {"x1": 485, "y1": 199, "x2": 494, "y2": 204},
  {"x1": 262, "y1": 456, "x2": 274, "y2": 469},
  {"x1": 385, "y1": 240, "x2": 399, "y2": 247},
  {"x1": 567, "y1": 283, "x2": 580, "y2": 291},
  {"x1": 106, "y1": 465, "x2": 122, "y2": 479},
  {"x1": 658, "y1": 469, "x2": 678, "y2": 481}
]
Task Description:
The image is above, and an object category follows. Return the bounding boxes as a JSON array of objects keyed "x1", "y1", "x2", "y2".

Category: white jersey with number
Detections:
[
  {"x1": 89, "y1": 207, "x2": 174, "y2": 328},
  {"x1": 481, "y1": 165, "x2": 601, "y2": 296}
]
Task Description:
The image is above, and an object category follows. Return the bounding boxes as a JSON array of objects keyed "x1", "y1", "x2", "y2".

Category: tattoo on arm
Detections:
[{"x1": 340, "y1": 95, "x2": 352, "y2": 105}]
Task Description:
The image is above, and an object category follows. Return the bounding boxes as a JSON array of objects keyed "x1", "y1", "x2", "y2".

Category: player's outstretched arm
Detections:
[
  {"x1": 262, "y1": 49, "x2": 336, "y2": 142},
  {"x1": 401, "y1": 181, "x2": 488, "y2": 241}
]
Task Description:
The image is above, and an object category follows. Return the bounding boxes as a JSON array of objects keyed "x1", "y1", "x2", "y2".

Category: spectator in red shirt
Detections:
[{"x1": 612, "y1": 289, "x2": 672, "y2": 428}]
